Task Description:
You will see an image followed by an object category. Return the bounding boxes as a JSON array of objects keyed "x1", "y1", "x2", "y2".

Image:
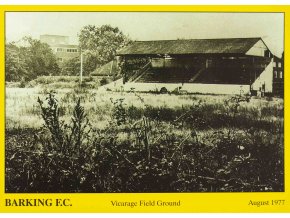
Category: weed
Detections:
[{"x1": 111, "y1": 98, "x2": 127, "y2": 125}]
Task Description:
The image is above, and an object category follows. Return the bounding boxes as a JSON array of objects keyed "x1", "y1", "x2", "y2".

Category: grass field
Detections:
[{"x1": 5, "y1": 79, "x2": 284, "y2": 193}]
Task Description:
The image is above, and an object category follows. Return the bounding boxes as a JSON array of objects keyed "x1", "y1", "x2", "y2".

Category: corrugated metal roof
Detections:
[{"x1": 117, "y1": 37, "x2": 262, "y2": 55}]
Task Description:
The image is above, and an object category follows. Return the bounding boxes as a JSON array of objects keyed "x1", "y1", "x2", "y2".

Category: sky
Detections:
[{"x1": 5, "y1": 12, "x2": 284, "y2": 56}]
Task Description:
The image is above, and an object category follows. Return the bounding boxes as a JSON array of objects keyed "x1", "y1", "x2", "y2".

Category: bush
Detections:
[
  {"x1": 100, "y1": 77, "x2": 109, "y2": 86},
  {"x1": 159, "y1": 87, "x2": 168, "y2": 94},
  {"x1": 19, "y1": 78, "x2": 26, "y2": 88}
]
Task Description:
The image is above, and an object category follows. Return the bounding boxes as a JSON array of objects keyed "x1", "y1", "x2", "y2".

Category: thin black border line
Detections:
[{"x1": 3, "y1": 10, "x2": 286, "y2": 194}]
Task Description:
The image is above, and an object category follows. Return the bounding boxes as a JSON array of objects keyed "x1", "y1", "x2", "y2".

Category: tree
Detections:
[
  {"x1": 23, "y1": 37, "x2": 60, "y2": 80},
  {"x1": 61, "y1": 57, "x2": 80, "y2": 76},
  {"x1": 5, "y1": 37, "x2": 60, "y2": 82},
  {"x1": 78, "y1": 25, "x2": 130, "y2": 74},
  {"x1": 5, "y1": 43, "x2": 29, "y2": 81}
]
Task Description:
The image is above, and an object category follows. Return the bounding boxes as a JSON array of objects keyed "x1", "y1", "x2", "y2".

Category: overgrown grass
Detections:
[
  {"x1": 5, "y1": 87, "x2": 284, "y2": 130},
  {"x1": 6, "y1": 76, "x2": 104, "y2": 89},
  {"x1": 5, "y1": 87, "x2": 284, "y2": 192}
]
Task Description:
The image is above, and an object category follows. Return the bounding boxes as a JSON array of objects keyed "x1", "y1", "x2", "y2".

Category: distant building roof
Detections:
[
  {"x1": 117, "y1": 37, "x2": 262, "y2": 56},
  {"x1": 40, "y1": 34, "x2": 69, "y2": 38}
]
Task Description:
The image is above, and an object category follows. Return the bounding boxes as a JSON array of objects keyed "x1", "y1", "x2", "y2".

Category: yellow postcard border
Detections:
[{"x1": 0, "y1": 5, "x2": 289, "y2": 213}]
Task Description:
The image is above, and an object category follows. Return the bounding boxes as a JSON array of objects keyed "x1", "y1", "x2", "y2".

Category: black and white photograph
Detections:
[{"x1": 5, "y1": 12, "x2": 284, "y2": 193}]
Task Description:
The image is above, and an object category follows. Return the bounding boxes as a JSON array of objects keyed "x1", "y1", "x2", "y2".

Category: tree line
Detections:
[{"x1": 6, "y1": 25, "x2": 130, "y2": 82}]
